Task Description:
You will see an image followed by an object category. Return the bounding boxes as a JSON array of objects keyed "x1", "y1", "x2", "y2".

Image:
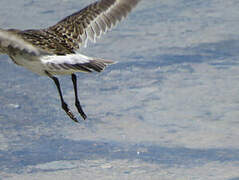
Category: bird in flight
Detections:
[{"x1": 0, "y1": 0, "x2": 141, "y2": 122}]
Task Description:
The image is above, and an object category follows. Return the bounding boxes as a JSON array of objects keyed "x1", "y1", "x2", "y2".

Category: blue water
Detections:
[{"x1": 1, "y1": 0, "x2": 239, "y2": 179}]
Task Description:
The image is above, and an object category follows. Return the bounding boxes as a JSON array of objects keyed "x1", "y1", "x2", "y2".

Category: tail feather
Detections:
[
  {"x1": 41, "y1": 54, "x2": 115, "y2": 74},
  {"x1": 79, "y1": 59, "x2": 114, "y2": 72}
]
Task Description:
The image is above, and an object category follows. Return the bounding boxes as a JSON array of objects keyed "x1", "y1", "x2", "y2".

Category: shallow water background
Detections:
[{"x1": 1, "y1": 0, "x2": 239, "y2": 179}]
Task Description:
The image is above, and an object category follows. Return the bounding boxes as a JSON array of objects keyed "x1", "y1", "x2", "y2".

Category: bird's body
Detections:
[{"x1": 0, "y1": 0, "x2": 140, "y2": 122}]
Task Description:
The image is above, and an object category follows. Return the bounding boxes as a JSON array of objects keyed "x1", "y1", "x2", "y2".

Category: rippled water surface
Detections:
[{"x1": 1, "y1": 0, "x2": 239, "y2": 179}]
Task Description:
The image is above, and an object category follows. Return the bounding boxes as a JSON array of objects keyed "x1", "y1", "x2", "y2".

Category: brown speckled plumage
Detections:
[
  {"x1": 0, "y1": 0, "x2": 141, "y2": 122},
  {"x1": 13, "y1": 0, "x2": 140, "y2": 55}
]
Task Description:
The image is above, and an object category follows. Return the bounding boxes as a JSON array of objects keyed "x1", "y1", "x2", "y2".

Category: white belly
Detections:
[{"x1": 11, "y1": 54, "x2": 46, "y2": 76}]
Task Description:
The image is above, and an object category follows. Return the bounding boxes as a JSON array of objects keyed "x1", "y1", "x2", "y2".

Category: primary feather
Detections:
[{"x1": 17, "y1": 0, "x2": 141, "y2": 55}]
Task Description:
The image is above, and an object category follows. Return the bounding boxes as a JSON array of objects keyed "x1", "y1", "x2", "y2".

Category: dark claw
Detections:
[
  {"x1": 75, "y1": 101, "x2": 87, "y2": 120},
  {"x1": 62, "y1": 102, "x2": 79, "y2": 122},
  {"x1": 66, "y1": 110, "x2": 79, "y2": 123}
]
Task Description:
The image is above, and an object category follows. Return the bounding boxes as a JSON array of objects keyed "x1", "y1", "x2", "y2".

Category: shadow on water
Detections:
[
  {"x1": 229, "y1": 178, "x2": 239, "y2": 180},
  {"x1": 0, "y1": 137, "x2": 239, "y2": 173},
  {"x1": 116, "y1": 39, "x2": 239, "y2": 71}
]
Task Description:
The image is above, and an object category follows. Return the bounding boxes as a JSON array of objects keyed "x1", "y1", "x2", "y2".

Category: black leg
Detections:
[
  {"x1": 45, "y1": 71, "x2": 78, "y2": 123},
  {"x1": 72, "y1": 74, "x2": 87, "y2": 120}
]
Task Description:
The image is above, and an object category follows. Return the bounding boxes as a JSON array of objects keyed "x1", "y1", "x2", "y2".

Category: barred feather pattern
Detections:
[
  {"x1": 0, "y1": 29, "x2": 46, "y2": 56},
  {"x1": 47, "y1": 0, "x2": 141, "y2": 51},
  {"x1": 41, "y1": 54, "x2": 115, "y2": 74}
]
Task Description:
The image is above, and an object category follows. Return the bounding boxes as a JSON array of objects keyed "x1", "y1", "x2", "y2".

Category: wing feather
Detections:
[
  {"x1": 47, "y1": 0, "x2": 141, "y2": 51},
  {"x1": 0, "y1": 29, "x2": 48, "y2": 56},
  {"x1": 95, "y1": 17, "x2": 107, "y2": 33}
]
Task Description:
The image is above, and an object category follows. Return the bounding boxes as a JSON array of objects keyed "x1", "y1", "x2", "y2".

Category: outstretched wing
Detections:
[
  {"x1": 0, "y1": 29, "x2": 48, "y2": 56},
  {"x1": 46, "y1": 0, "x2": 140, "y2": 51}
]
